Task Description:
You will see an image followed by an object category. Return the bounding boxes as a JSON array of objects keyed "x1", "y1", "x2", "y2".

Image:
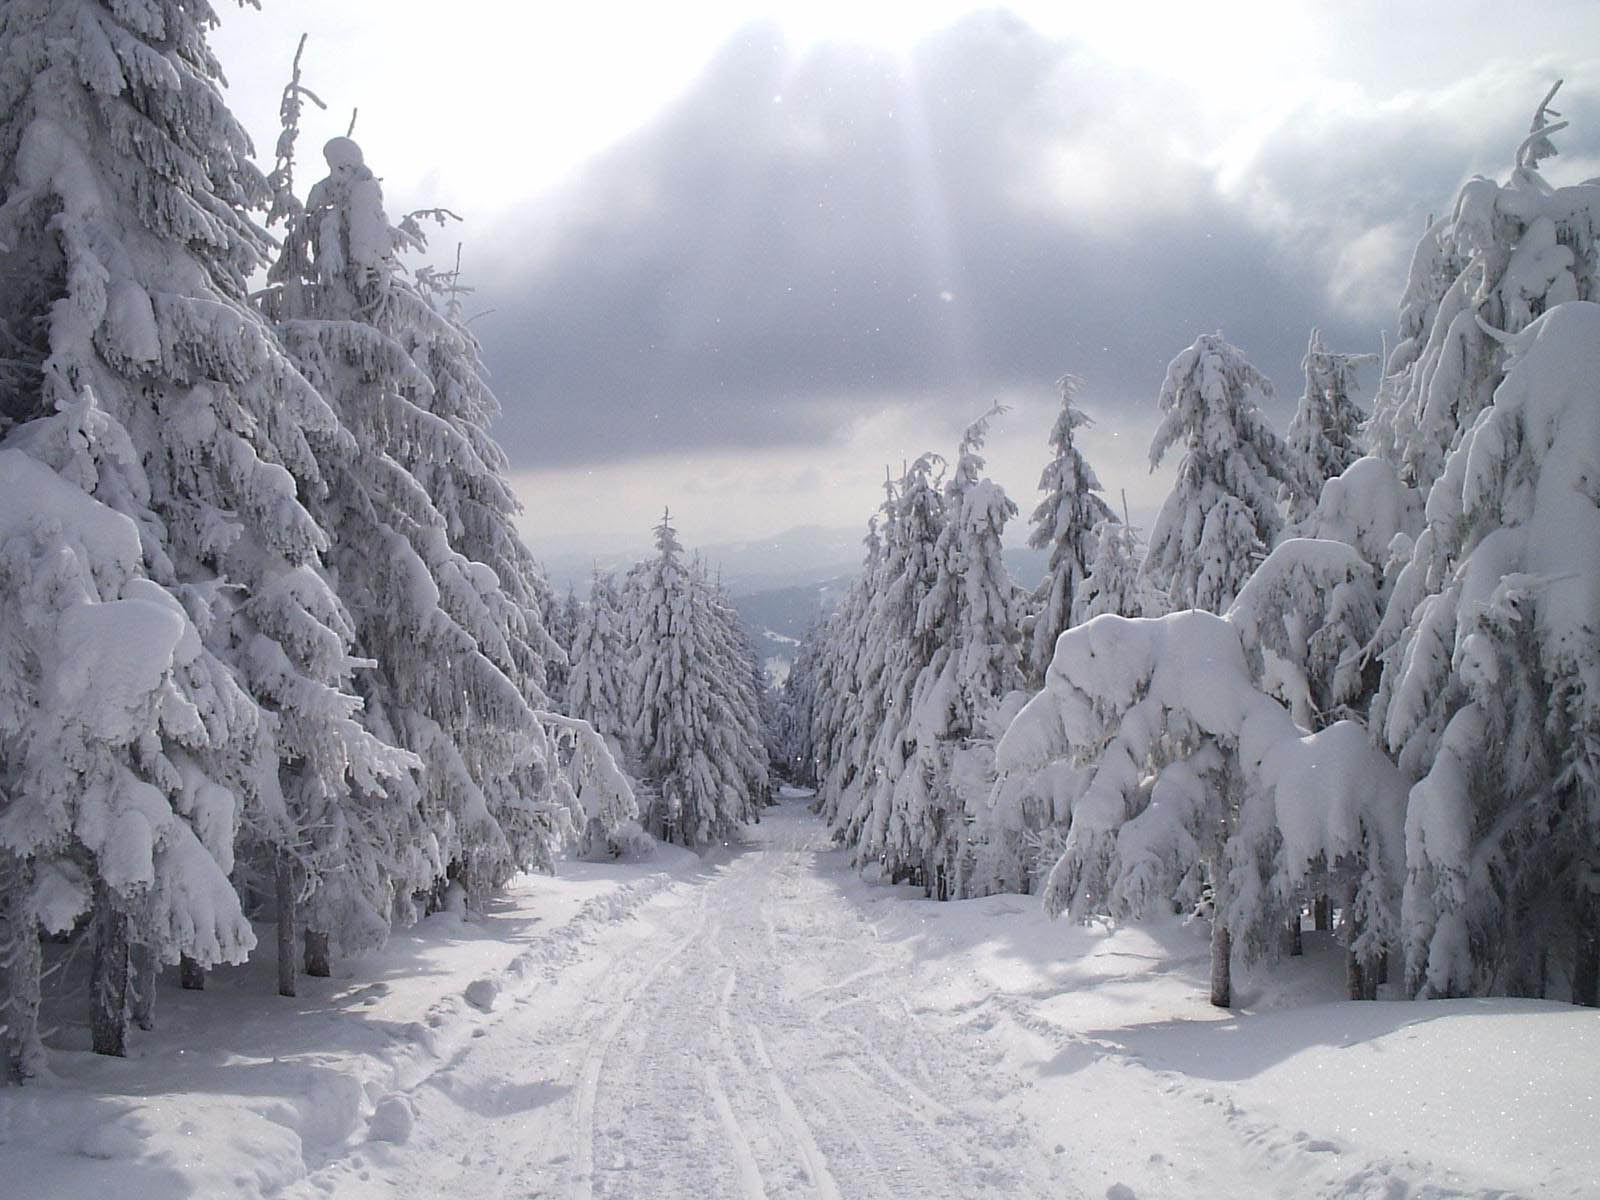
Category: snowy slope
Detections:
[{"x1": 3, "y1": 799, "x2": 1592, "y2": 1199}]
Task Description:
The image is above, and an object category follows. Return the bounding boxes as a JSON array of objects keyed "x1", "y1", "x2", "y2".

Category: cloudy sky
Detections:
[{"x1": 212, "y1": 2, "x2": 1600, "y2": 557}]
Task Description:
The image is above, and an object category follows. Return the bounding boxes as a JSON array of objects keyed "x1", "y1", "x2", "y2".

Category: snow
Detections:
[{"x1": 3, "y1": 799, "x2": 1591, "y2": 1199}]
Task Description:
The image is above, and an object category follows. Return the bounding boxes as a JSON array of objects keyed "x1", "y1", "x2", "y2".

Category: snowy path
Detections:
[
  {"x1": 300, "y1": 801, "x2": 1082, "y2": 1199},
  {"x1": 11, "y1": 796, "x2": 1594, "y2": 1198}
]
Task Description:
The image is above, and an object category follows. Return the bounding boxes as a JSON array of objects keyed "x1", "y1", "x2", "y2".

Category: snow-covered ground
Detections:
[{"x1": 4, "y1": 796, "x2": 1594, "y2": 1199}]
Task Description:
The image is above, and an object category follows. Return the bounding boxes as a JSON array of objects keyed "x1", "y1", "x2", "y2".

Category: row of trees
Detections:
[
  {"x1": 562, "y1": 512, "x2": 772, "y2": 848},
  {"x1": 783, "y1": 87, "x2": 1600, "y2": 1006},
  {"x1": 0, "y1": 3, "x2": 633, "y2": 1078}
]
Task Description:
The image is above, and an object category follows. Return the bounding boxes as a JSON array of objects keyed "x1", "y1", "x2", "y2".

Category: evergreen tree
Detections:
[
  {"x1": 0, "y1": 0, "x2": 411, "y2": 1038},
  {"x1": 1145, "y1": 334, "x2": 1295, "y2": 613},
  {"x1": 622, "y1": 512, "x2": 762, "y2": 846},
  {"x1": 703, "y1": 570, "x2": 772, "y2": 813},
  {"x1": 852, "y1": 455, "x2": 946, "y2": 872},
  {"x1": 1368, "y1": 83, "x2": 1589, "y2": 492},
  {"x1": 1375, "y1": 302, "x2": 1600, "y2": 1000},
  {"x1": 1000, "y1": 611, "x2": 1407, "y2": 1007},
  {"x1": 1368, "y1": 92, "x2": 1600, "y2": 1000},
  {"x1": 1025, "y1": 378, "x2": 1113, "y2": 684},
  {"x1": 1227, "y1": 538, "x2": 1381, "y2": 732},
  {"x1": 812, "y1": 512, "x2": 889, "y2": 831},
  {"x1": 565, "y1": 571, "x2": 628, "y2": 750},
  {"x1": 1073, "y1": 507, "x2": 1159, "y2": 624},
  {"x1": 263, "y1": 135, "x2": 558, "y2": 968},
  {"x1": 0, "y1": 449, "x2": 265, "y2": 1072},
  {"x1": 776, "y1": 622, "x2": 823, "y2": 786},
  {"x1": 1283, "y1": 330, "x2": 1376, "y2": 523},
  {"x1": 885, "y1": 412, "x2": 1024, "y2": 897},
  {"x1": 403, "y1": 242, "x2": 565, "y2": 709}
]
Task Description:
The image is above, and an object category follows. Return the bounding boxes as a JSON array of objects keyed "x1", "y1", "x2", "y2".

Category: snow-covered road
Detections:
[
  {"x1": 10, "y1": 795, "x2": 1596, "y2": 1199},
  {"x1": 307, "y1": 800, "x2": 1080, "y2": 1199}
]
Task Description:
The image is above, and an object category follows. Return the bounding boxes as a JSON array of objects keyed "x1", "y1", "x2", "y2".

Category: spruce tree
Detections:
[
  {"x1": 854, "y1": 455, "x2": 946, "y2": 874},
  {"x1": 1368, "y1": 91, "x2": 1600, "y2": 999},
  {"x1": 1145, "y1": 333, "x2": 1295, "y2": 613},
  {"x1": 264, "y1": 135, "x2": 558, "y2": 964},
  {"x1": 1368, "y1": 83, "x2": 1585, "y2": 492},
  {"x1": 886, "y1": 412, "x2": 1024, "y2": 897},
  {"x1": 1025, "y1": 378, "x2": 1113, "y2": 684},
  {"x1": 565, "y1": 571, "x2": 628, "y2": 750},
  {"x1": 1074, "y1": 498, "x2": 1160, "y2": 625},
  {"x1": 1283, "y1": 330, "x2": 1376, "y2": 523},
  {"x1": 0, "y1": 0, "x2": 411, "y2": 1036},
  {"x1": 622, "y1": 512, "x2": 761, "y2": 846},
  {"x1": 1000, "y1": 611, "x2": 1406, "y2": 1007}
]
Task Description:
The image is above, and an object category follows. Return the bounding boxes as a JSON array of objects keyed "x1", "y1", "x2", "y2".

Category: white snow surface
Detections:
[{"x1": 3, "y1": 798, "x2": 1593, "y2": 1199}]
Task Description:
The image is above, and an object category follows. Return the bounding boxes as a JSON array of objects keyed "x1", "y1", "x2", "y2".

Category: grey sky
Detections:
[{"x1": 212, "y1": 4, "x2": 1600, "y2": 553}]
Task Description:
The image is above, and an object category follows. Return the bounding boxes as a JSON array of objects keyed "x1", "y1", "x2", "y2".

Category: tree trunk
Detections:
[
  {"x1": 130, "y1": 943, "x2": 157, "y2": 1031},
  {"x1": 275, "y1": 855, "x2": 298, "y2": 999},
  {"x1": 1210, "y1": 918, "x2": 1232, "y2": 1008},
  {"x1": 1285, "y1": 911, "x2": 1303, "y2": 957},
  {"x1": 304, "y1": 929, "x2": 332, "y2": 978},
  {"x1": 1345, "y1": 949, "x2": 1366, "y2": 1001},
  {"x1": 180, "y1": 955, "x2": 206, "y2": 991},
  {"x1": 1575, "y1": 928, "x2": 1600, "y2": 1008},
  {"x1": 1313, "y1": 895, "x2": 1331, "y2": 931},
  {"x1": 1, "y1": 881, "x2": 44, "y2": 1083},
  {"x1": 91, "y1": 888, "x2": 130, "y2": 1057}
]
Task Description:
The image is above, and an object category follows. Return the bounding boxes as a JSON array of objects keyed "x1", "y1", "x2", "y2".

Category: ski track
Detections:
[{"x1": 291, "y1": 800, "x2": 1088, "y2": 1199}]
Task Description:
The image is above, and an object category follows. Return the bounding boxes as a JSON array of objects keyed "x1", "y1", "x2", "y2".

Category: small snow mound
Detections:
[
  {"x1": 464, "y1": 977, "x2": 499, "y2": 1012},
  {"x1": 80, "y1": 1117, "x2": 147, "y2": 1160},
  {"x1": 1106, "y1": 1184, "x2": 1137, "y2": 1200},
  {"x1": 368, "y1": 1094, "x2": 415, "y2": 1144},
  {"x1": 322, "y1": 136, "x2": 365, "y2": 171}
]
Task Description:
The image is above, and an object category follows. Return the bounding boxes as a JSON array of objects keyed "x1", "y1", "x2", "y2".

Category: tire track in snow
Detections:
[
  {"x1": 746, "y1": 1021, "x2": 844, "y2": 1200},
  {"x1": 571, "y1": 892, "x2": 712, "y2": 1200},
  {"x1": 704, "y1": 1063, "x2": 768, "y2": 1200}
]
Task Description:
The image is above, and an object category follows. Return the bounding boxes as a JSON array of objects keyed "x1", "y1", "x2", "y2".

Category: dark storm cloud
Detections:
[{"x1": 471, "y1": 15, "x2": 1598, "y2": 468}]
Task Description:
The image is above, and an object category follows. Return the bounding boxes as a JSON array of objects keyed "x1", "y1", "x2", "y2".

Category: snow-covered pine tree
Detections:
[
  {"x1": 403, "y1": 240, "x2": 566, "y2": 710},
  {"x1": 622, "y1": 512, "x2": 758, "y2": 847},
  {"x1": 851, "y1": 454, "x2": 947, "y2": 874},
  {"x1": 0, "y1": 449, "x2": 268, "y2": 1071},
  {"x1": 1226, "y1": 534, "x2": 1386, "y2": 973},
  {"x1": 813, "y1": 499, "x2": 893, "y2": 836},
  {"x1": 999, "y1": 611, "x2": 1407, "y2": 1007},
  {"x1": 565, "y1": 571, "x2": 629, "y2": 751},
  {"x1": 968, "y1": 499, "x2": 1157, "y2": 900},
  {"x1": 703, "y1": 569, "x2": 771, "y2": 814},
  {"x1": 1367, "y1": 83, "x2": 1593, "y2": 493},
  {"x1": 1367, "y1": 93, "x2": 1600, "y2": 1001},
  {"x1": 1073, "y1": 499, "x2": 1161, "y2": 624},
  {"x1": 891, "y1": 409, "x2": 1025, "y2": 899},
  {"x1": 1025, "y1": 377, "x2": 1113, "y2": 685},
  {"x1": 1295, "y1": 456, "x2": 1423, "y2": 606},
  {"x1": 0, "y1": 0, "x2": 414, "y2": 1026},
  {"x1": 1283, "y1": 330, "x2": 1377, "y2": 523},
  {"x1": 1145, "y1": 334, "x2": 1295, "y2": 613},
  {"x1": 776, "y1": 621, "x2": 823, "y2": 786},
  {"x1": 263, "y1": 134, "x2": 561, "y2": 966},
  {"x1": 1375, "y1": 301, "x2": 1600, "y2": 1000},
  {"x1": 540, "y1": 585, "x2": 581, "y2": 708},
  {"x1": 1227, "y1": 538, "x2": 1381, "y2": 732}
]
